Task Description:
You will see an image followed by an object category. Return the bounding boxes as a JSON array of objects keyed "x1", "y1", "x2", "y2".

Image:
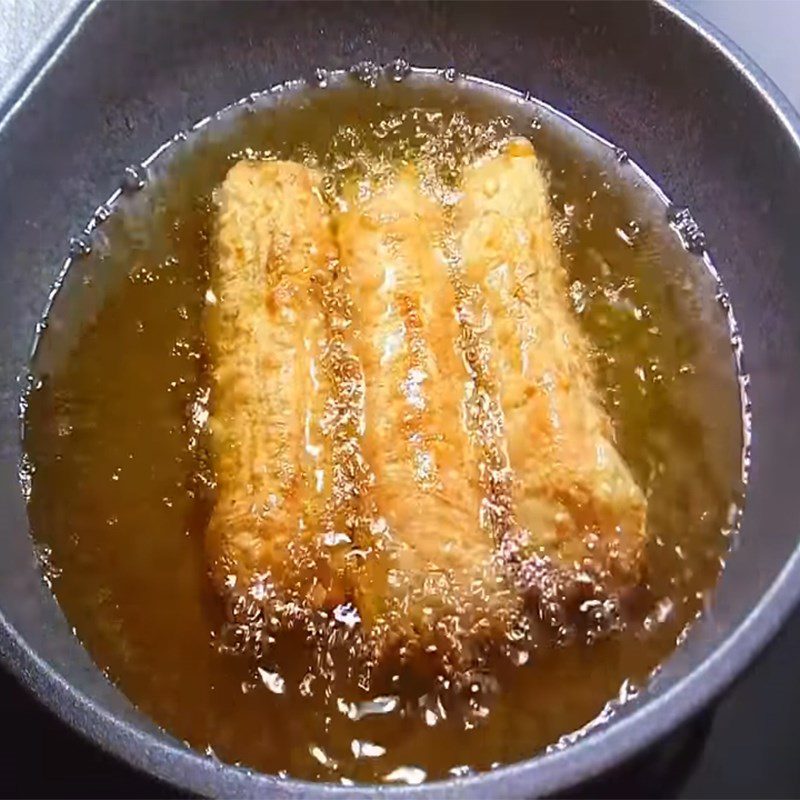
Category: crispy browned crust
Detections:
[
  {"x1": 455, "y1": 138, "x2": 647, "y2": 585},
  {"x1": 207, "y1": 160, "x2": 345, "y2": 613},
  {"x1": 335, "y1": 169, "x2": 519, "y2": 668},
  {"x1": 207, "y1": 148, "x2": 647, "y2": 672}
]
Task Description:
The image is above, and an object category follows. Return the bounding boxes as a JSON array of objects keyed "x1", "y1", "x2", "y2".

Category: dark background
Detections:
[{"x1": 0, "y1": 1, "x2": 799, "y2": 797}]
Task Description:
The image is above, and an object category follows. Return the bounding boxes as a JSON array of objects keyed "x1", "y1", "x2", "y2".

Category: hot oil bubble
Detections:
[
  {"x1": 33, "y1": 541, "x2": 61, "y2": 588},
  {"x1": 384, "y1": 766, "x2": 427, "y2": 785},
  {"x1": 68, "y1": 236, "x2": 92, "y2": 257},
  {"x1": 387, "y1": 57, "x2": 411, "y2": 82},
  {"x1": 121, "y1": 164, "x2": 147, "y2": 193},
  {"x1": 312, "y1": 67, "x2": 329, "y2": 88},
  {"x1": 94, "y1": 204, "x2": 112, "y2": 224},
  {"x1": 441, "y1": 67, "x2": 458, "y2": 83},
  {"x1": 350, "y1": 60, "x2": 380, "y2": 88},
  {"x1": 351, "y1": 739, "x2": 387, "y2": 759},
  {"x1": 614, "y1": 220, "x2": 640, "y2": 247},
  {"x1": 667, "y1": 205, "x2": 706, "y2": 254},
  {"x1": 18, "y1": 450, "x2": 35, "y2": 503},
  {"x1": 239, "y1": 94, "x2": 258, "y2": 115}
]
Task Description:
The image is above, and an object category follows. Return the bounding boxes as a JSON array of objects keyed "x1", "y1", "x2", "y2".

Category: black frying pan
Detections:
[{"x1": 0, "y1": 2, "x2": 798, "y2": 797}]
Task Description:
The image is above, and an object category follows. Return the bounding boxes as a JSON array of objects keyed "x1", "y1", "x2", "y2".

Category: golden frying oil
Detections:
[{"x1": 22, "y1": 70, "x2": 746, "y2": 784}]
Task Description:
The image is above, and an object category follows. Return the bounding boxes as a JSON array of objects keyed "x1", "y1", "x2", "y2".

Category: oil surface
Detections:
[{"x1": 23, "y1": 71, "x2": 746, "y2": 784}]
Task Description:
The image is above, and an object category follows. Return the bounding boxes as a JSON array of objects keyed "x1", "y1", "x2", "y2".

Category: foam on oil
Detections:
[{"x1": 22, "y1": 67, "x2": 747, "y2": 784}]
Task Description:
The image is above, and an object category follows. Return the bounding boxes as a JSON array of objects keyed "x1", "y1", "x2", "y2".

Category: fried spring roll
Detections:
[
  {"x1": 336, "y1": 170, "x2": 515, "y2": 660},
  {"x1": 456, "y1": 139, "x2": 647, "y2": 582},
  {"x1": 206, "y1": 160, "x2": 343, "y2": 612}
]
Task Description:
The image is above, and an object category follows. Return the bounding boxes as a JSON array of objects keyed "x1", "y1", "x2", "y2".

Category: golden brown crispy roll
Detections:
[
  {"x1": 207, "y1": 160, "x2": 344, "y2": 617},
  {"x1": 456, "y1": 139, "x2": 647, "y2": 586},
  {"x1": 335, "y1": 168, "x2": 517, "y2": 666}
]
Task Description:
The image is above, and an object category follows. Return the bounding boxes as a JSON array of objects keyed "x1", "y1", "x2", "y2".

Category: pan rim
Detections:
[{"x1": 2, "y1": 0, "x2": 799, "y2": 796}]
